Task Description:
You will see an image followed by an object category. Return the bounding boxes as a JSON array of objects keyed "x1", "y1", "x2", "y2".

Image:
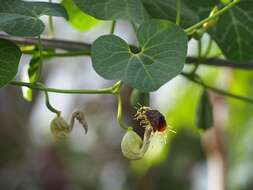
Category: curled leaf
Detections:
[{"x1": 196, "y1": 90, "x2": 214, "y2": 130}]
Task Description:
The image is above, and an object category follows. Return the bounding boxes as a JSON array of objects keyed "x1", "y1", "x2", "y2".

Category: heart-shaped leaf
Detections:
[
  {"x1": 0, "y1": 0, "x2": 68, "y2": 37},
  {"x1": 72, "y1": 0, "x2": 149, "y2": 24},
  {"x1": 209, "y1": 0, "x2": 253, "y2": 61},
  {"x1": 91, "y1": 19, "x2": 187, "y2": 92},
  {"x1": 0, "y1": 39, "x2": 21, "y2": 88}
]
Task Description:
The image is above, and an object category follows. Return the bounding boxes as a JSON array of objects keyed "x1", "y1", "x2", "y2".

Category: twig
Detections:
[
  {"x1": 0, "y1": 33, "x2": 91, "y2": 51},
  {"x1": 186, "y1": 57, "x2": 253, "y2": 70},
  {"x1": 181, "y1": 72, "x2": 253, "y2": 104},
  {"x1": 1, "y1": 34, "x2": 253, "y2": 69}
]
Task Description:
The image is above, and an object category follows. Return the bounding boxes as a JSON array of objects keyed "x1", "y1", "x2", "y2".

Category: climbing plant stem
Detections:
[
  {"x1": 110, "y1": 20, "x2": 116, "y2": 34},
  {"x1": 9, "y1": 81, "x2": 123, "y2": 95},
  {"x1": 185, "y1": 0, "x2": 240, "y2": 35},
  {"x1": 176, "y1": 0, "x2": 181, "y2": 25},
  {"x1": 117, "y1": 95, "x2": 128, "y2": 130}
]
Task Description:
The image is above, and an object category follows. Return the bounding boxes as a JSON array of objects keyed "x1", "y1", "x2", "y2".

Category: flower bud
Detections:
[
  {"x1": 121, "y1": 127, "x2": 152, "y2": 160},
  {"x1": 203, "y1": 6, "x2": 219, "y2": 30},
  {"x1": 50, "y1": 116, "x2": 70, "y2": 138}
]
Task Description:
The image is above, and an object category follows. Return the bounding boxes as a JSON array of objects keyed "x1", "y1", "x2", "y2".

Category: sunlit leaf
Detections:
[
  {"x1": 62, "y1": 0, "x2": 99, "y2": 32},
  {"x1": 91, "y1": 19, "x2": 187, "y2": 92},
  {"x1": 72, "y1": 0, "x2": 149, "y2": 24}
]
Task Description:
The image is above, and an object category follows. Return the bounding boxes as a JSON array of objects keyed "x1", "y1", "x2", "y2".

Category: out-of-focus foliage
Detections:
[
  {"x1": 227, "y1": 70, "x2": 253, "y2": 190},
  {"x1": 196, "y1": 90, "x2": 213, "y2": 130},
  {"x1": 62, "y1": 0, "x2": 100, "y2": 32}
]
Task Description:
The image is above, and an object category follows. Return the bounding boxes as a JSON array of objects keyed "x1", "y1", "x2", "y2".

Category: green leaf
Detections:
[
  {"x1": 209, "y1": 0, "x2": 253, "y2": 61},
  {"x1": 0, "y1": 0, "x2": 68, "y2": 36},
  {"x1": 196, "y1": 90, "x2": 213, "y2": 130},
  {"x1": 91, "y1": 19, "x2": 187, "y2": 92},
  {"x1": 72, "y1": 0, "x2": 149, "y2": 24},
  {"x1": 28, "y1": 56, "x2": 41, "y2": 84},
  {"x1": 0, "y1": 39, "x2": 21, "y2": 88},
  {"x1": 183, "y1": 0, "x2": 219, "y2": 20},
  {"x1": 62, "y1": 0, "x2": 99, "y2": 32},
  {"x1": 142, "y1": 0, "x2": 199, "y2": 28}
]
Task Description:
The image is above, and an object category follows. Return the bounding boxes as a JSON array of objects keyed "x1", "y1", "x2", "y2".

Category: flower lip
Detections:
[
  {"x1": 135, "y1": 106, "x2": 167, "y2": 133},
  {"x1": 145, "y1": 109, "x2": 167, "y2": 132}
]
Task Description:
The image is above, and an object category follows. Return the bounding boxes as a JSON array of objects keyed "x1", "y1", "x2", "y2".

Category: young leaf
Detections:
[
  {"x1": 72, "y1": 0, "x2": 149, "y2": 24},
  {"x1": 23, "y1": 56, "x2": 41, "y2": 101},
  {"x1": 209, "y1": 0, "x2": 253, "y2": 61},
  {"x1": 197, "y1": 90, "x2": 213, "y2": 130},
  {"x1": 62, "y1": 0, "x2": 99, "y2": 32},
  {"x1": 0, "y1": 0, "x2": 68, "y2": 36},
  {"x1": 0, "y1": 39, "x2": 21, "y2": 88},
  {"x1": 91, "y1": 19, "x2": 187, "y2": 92}
]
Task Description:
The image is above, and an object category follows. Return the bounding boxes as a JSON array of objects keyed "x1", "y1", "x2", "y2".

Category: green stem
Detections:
[
  {"x1": 37, "y1": 36, "x2": 44, "y2": 80},
  {"x1": 111, "y1": 80, "x2": 123, "y2": 94},
  {"x1": 48, "y1": 0, "x2": 54, "y2": 37},
  {"x1": 45, "y1": 91, "x2": 61, "y2": 116},
  {"x1": 9, "y1": 81, "x2": 122, "y2": 95},
  {"x1": 176, "y1": 0, "x2": 181, "y2": 26},
  {"x1": 36, "y1": 83, "x2": 61, "y2": 116},
  {"x1": 117, "y1": 95, "x2": 128, "y2": 130},
  {"x1": 110, "y1": 20, "x2": 116, "y2": 34},
  {"x1": 181, "y1": 72, "x2": 253, "y2": 104},
  {"x1": 38, "y1": 36, "x2": 43, "y2": 59},
  {"x1": 185, "y1": 0, "x2": 240, "y2": 35}
]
